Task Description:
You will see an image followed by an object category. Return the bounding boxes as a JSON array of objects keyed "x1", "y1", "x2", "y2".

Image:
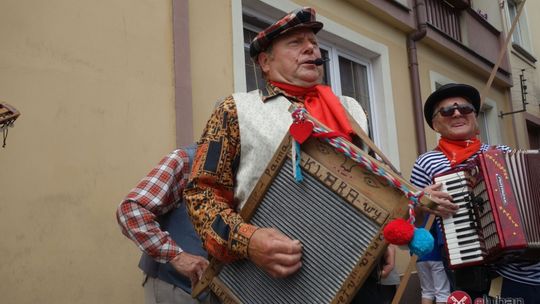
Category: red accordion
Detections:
[{"x1": 434, "y1": 149, "x2": 540, "y2": 269}]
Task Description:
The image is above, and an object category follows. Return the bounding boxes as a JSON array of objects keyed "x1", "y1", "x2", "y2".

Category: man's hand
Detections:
[
  {"x1": 423, "y1": 183, "x2": 458, "y2": 218},
  {"x1": 169, "y1": 252, "x2": 209, "y2": 288},
  {"x1": 248, "y1": 228, "x2": 303, "y2": 278},
  {"x1": 380, "y1": 245, "x2": 395, "y2": 279}
]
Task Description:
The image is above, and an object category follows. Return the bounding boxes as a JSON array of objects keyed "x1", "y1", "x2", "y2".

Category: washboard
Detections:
[{"x1": 194, "y1": 115, "x2": 431, "y2": 304}]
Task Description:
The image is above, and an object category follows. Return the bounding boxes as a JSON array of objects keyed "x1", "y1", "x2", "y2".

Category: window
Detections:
[
  {"x1": 507, "y1": 0, "x2": 532, "y2": 52},
  {"x1": 526, "y1": 118, "x2": 540, "y2": 149},
  {"x1": 243, "y1": 27, "x2": 266, "y2": 92},
  {"x1": 479, "y1": 99, "x2": 503, "y2": 145},
  {"x1": 336, "y1": 53, "x2": 373, "y2": 135},
  {"x1": 477, "y1": 111, "x2": 489, "y2": 143}
]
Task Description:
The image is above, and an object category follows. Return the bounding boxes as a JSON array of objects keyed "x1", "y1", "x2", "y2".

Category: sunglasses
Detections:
[{"x1": 433, "y1": 103, "x2": 476, "y2": 118}]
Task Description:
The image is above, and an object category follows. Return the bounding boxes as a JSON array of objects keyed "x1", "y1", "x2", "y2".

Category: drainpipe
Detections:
[{"x1": 407, "y1": 0, "x2": 428, "y2": 155}]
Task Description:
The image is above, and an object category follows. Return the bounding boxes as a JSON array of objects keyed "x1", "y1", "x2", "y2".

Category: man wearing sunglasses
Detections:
[{"x1": 410, "y1": 83, "x2": 540, "y2": 303}]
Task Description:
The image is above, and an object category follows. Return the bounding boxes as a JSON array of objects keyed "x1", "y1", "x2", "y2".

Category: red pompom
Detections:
[{"x1": 383, "y1": 218, "x2": 415, "y2": 245}]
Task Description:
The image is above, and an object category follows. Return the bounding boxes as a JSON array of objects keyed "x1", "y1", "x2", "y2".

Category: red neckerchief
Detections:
[
  {"x1": 270, "y1": 81, "x2": 354, "y2": 141},
  {"x1": 437, "y1": 137, "x2": 481, "y2": 167}
]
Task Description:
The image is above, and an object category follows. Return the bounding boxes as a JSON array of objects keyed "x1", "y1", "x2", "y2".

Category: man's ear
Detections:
[
  {"x1": 258, "y1": 52, "x2": 271, "y2": 74},
  {"x1": 432, "y1": 120, "x2": 440, "y2": 133}
]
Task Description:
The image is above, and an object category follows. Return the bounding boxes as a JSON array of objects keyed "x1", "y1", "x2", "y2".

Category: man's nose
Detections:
[
  {"x1": 303, "y1": 40, "x2": 315, "y2": 52},
  {"x1": 451, "y1": 108, "x2": 461, "y2": 117}
]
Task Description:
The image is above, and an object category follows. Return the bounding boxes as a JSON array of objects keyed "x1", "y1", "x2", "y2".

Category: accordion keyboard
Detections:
[{"x1": 435, "y1": 171, "x2": 484, "y2": 268}]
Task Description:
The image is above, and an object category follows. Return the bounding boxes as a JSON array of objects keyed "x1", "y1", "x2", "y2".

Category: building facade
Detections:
[
  {"x1": 501, "y1": 0, "x2": 539, "y2": 149},
  {"x1": 1, "y1": 0, "x2": 536, "y2": 303}
]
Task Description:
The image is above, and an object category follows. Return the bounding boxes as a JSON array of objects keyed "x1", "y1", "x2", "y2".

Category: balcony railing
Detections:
[{"x1": 425, "y1": 0, "x2": 462, "y2": 42}]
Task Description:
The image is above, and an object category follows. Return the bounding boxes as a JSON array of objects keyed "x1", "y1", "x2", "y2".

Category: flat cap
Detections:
[
  {"x1": 424, "y1": 83, "x2": 481, "y2": 129},
  {"x1": 249, "y1": 7, "x2": 323, "y2": 59}
]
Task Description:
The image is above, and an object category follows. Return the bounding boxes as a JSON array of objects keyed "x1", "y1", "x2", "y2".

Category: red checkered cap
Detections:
[{"x1": 249, "y1": 7, "x2": 323, "y2": 59}]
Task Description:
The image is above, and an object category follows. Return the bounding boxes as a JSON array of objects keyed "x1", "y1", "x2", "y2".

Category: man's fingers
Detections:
[
  {"x1": 267, "y1": 229, "x2": 301, "y2": 246},
  {"x1": 170, "y1": 252, "x2": 211, "y2": 282},
  {"x1": 272, "y1": 251, "x2": 303, "y2": 266},
  {"x1": 268, "y1": 260, "x2": 303, "y2": 278},
  {"x1": 254, "y1": 228, "x2": 302, "y2": 255},
  {"x1": 270, "y1": 238, "x2": 302, "y2": 255},
  {"x1": 433, "y1": 191, "x2": 454, "y2": 201},
  {"x1": 196, "y1": 257, "x2": 207, "y2": 273},
  {"x1": 435, "y1": 203, "x2": 457, "y2": 218},
  {"x1": 428, "y1": 183, "x2": 443, "y2": 191},
  {"x1": 190, "y1": 268, "x2": 204, "y2": 286},
  {"x1": 196, "y1": 256, "x2": 210, "y2": 268},
  {"x1": 188, "y1": 258, "x2": 208, "y2": 288},
  {"x1": 248, "y1": 228, "x2": 304, "y2": 277}
]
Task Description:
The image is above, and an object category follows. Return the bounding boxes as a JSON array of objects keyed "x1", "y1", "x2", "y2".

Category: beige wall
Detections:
[
  {"x1": 472, "y1": 0, "x2": 504, "y2": 31},
  {"x1": 189, "y1": 0, "x2": 235, "y2": 138},
  {"x1": 0, "y1": 1, "x2": 177, "y2": 303}
]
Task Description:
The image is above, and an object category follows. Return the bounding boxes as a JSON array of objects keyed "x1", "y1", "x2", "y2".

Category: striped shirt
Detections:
[{"x1": 410, "y1": 143, "x2": 540, "y2": 285}]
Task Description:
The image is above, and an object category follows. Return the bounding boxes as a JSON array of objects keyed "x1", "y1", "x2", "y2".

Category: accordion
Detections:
[
  {"x1": 194, "y1": 121, "x2": 433, "y2": 304},
  {"x1": 435, "y1": 149, "x2": 540, "y2": 269}
]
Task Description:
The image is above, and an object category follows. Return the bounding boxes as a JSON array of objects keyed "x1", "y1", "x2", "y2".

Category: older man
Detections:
[
  {"x1": 411, "y1": 83, "x2": 540, "y2": 303},
  {"x1": 184, "y1": 7, "x2": 393, "y2": 303}
]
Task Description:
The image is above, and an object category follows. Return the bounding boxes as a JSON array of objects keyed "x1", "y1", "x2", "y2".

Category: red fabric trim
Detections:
[
  {"x1": 270, "y1": 81, "x2": 354, "y2": 141},
  {"x1": 437, "y1": 137, "x2": 481, "y2": 167}
]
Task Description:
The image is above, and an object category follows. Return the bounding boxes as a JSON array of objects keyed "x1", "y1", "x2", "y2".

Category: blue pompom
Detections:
[{"x1": 408, "y1": 228, "x2": 434, "y2": 258}]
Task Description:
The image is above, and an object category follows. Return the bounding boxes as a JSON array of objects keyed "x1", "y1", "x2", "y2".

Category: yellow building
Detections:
[{"x1": 0, "y1": 0, "x2": 536, "y2": 303}]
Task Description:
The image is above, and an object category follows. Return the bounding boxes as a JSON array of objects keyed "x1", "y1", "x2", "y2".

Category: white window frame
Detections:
[
  {"x1": 328, "y1": 49, "x2": 376, "y2": 135},
  {"x1": 479, "y1": 99, "x2": 503, "y2": 145},
  {"x1": 506, "y1": 0, "x2": 533, "y2": 53},
  {"x1": 232, "y1": 0, "x2": 400, "y2": 168}
]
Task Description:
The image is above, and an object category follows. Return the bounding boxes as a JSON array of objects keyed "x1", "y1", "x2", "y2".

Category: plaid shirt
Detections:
[
  {"x1": 184, "y1": 84, "x2": 308, "y2": 263},
  {"x1": 116, "y1": 149, "x2": 189, "y2": 263}
]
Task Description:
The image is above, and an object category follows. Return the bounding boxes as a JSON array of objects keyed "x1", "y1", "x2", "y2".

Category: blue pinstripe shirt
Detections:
[{"x1": 410, "y1": 143, "x2": 540, "y2": 285}]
